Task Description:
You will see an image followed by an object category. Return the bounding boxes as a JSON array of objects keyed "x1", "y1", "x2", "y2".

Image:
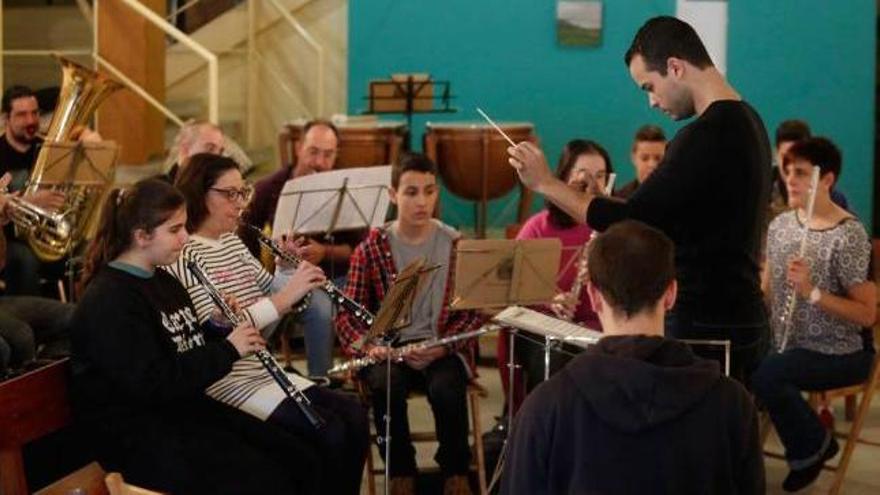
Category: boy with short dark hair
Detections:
[{"x1": 337, "y1": 153, "x2": 483, "y2": 495}]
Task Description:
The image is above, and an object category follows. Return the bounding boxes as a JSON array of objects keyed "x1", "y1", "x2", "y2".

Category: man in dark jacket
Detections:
[{"x1": 501, "y1": 220, "x2": 764, "y2": 495}]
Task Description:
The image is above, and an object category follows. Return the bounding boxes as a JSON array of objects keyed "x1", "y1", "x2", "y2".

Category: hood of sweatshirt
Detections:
[{"x1": 563, "y1": 334, "x2": 722, "y2": 433}]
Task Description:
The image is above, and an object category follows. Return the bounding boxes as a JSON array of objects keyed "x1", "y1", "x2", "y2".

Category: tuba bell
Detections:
[{"x1": 21, "y1": 56, "x2": 122, "y2": 261}]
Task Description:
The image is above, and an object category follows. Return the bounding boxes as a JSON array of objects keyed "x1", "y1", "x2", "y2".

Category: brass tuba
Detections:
[{"x1": 22, "y1": 57, "x2": 122, "y2": 261}]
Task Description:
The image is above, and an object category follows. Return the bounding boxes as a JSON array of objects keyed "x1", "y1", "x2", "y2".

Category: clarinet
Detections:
[
  {"x1": 242, "y1": 223, "x2": 376, "y2": 327},
  {"x1": 186, "y1": 260, "x2": 326, "y2": 430},
  {"x1": 327, "y1": 324, "x2": 499, "y2": 376}
]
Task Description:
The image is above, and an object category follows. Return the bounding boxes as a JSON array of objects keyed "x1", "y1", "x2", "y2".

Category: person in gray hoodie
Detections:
[{"x1": 501, "y1": 220, "x2": 764, "y2": 495}]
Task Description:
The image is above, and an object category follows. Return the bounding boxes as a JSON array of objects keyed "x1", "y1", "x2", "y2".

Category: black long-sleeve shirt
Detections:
[
  {"x1": 588, "y1": 101, "x2": 771, "y2": 325},
  {"x1": 70, "y1": 265, "x2": 239, "y2": 432}
]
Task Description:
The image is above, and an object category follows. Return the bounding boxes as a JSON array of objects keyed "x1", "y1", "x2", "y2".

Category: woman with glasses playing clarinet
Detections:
[
  {"x1": 166, "y1": 153, "x2": 369, "y2": 495},
  {"x1": 70, "y1": 178, "x2": 320, "y2": 494}
]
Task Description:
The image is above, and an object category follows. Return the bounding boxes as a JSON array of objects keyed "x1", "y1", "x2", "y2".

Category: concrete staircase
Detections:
[{"x1": 0, "y1": 0, "x2": 346, "y2": 173}]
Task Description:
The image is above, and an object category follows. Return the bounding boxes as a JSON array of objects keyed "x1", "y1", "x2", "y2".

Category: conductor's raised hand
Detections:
[
  {"x1": 226, "y1": 322, "x2": 265, "y2": 357},
  {"x1": 508, "y1": 141, "x2": 555, "y2": 193}
]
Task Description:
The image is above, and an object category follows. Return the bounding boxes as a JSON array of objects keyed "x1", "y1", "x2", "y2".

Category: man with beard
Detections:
[{"x1": 0, "y1": 85, "x2": 65, "y2": 295}]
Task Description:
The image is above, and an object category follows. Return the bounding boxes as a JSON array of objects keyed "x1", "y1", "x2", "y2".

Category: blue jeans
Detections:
[
  {"x1": 295, "y1": 289, "x2": 334, "y2": 377},
  {"x1": 751, "y1": 348, "x2": 873, "y2": 468}
]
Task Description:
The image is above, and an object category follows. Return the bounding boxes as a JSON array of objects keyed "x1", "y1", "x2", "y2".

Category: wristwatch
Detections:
[{"x1": 808, "y1": 287, "x2": 822, "y2": 305}]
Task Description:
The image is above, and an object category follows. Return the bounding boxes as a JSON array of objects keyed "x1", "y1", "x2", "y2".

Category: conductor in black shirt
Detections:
[{"x1": 509, "y1": 16, "x2": 771, "y2": 384}]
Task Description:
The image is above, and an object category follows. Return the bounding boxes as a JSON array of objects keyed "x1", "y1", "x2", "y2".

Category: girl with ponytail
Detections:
[{"x1": 71, "y1": 178, "x2": 319, "y2": 494}]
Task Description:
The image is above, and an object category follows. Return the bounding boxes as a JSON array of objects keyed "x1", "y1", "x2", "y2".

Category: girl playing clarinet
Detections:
[{"x1": 71, "y1": 178, "x2": 320, "y2": 493}]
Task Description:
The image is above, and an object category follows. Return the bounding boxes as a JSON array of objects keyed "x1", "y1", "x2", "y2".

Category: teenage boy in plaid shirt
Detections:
[{"x1": 336, "y1": 153, "x2": 483, "y2": 495}]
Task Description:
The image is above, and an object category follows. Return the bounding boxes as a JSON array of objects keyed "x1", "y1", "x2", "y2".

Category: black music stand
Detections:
[
  {"x1": 362, "y1": 73, "x2": 456, "y2": 149},
  {"x1": 362, "y1": 256, "x2": 439, "y2": 495}
]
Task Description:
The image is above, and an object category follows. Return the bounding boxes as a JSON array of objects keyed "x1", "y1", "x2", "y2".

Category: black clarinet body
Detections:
[
  {"x1": 242, "y1": 223, "x2": 376, "y2": 328},
  {"x1": 186, "y1": 259, "x2": 326, "y2": 430}
]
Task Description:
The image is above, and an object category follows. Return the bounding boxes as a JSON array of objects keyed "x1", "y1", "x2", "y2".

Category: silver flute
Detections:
[
  {"x1": 778, "y1": 166, "x2": 821, "y2": 352},
  {"x1": 186, "y1": 259, "x2": 326, "y2": 430},
  {"x1": 327, "y1": 324, "x2": 499, "y2": 376},
  {"x1": 242, "y1": 223, "x2": 376, "y2": 327}
]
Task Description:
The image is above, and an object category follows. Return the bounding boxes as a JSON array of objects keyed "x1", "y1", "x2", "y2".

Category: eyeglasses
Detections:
[{"x1": 210, "y1": 185, "x2": 253, "y2": 203}]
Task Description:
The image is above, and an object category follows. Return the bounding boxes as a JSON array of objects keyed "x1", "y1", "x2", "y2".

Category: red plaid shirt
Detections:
[{"x1": 335, "y1": 224, "x2": 485, "y2": 373}]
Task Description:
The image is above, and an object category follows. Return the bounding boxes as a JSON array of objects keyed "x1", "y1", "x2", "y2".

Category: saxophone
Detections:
[
  {"x1": 551, "y1": 244, "x2": 589, "y2": 321},
  {"x1": 550, "y1": 173, "x2": 615, "y2": 321}
]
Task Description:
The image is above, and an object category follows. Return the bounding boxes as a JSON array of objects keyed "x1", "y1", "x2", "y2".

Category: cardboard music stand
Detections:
[
  {"x1": 34, "y1": 140, "x2": 118, "y2": 188},
  {"x1": 32, "y1": 140, "x2": 118, "y2": 244},
  {"x1": 366, "y1": 256, "x2": 442, "y2": 343},
  {"x1": 450, "y1": 238, "x2": 561, "y2": 310},
  {"x1": 272, "y1": 166, "x2": 391, "y2": 237}
]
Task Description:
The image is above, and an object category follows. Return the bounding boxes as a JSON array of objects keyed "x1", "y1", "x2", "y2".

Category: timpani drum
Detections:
[
  {"x1": 423, "y1": 121, "x2": 537, "y2": 236},
  {"x1": 279, "y1": 119, "x2": 406, "y2": 170}
]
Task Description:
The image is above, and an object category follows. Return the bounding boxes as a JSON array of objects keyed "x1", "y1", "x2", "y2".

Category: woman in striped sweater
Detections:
[{"x1": 166, "y1": 154, "x2": 369, "y2": 495}]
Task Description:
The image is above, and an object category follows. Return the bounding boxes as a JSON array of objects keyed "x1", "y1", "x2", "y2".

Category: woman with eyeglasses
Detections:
[{"x1": 167, "y1": 153, "x2": 369, "y2": 495}]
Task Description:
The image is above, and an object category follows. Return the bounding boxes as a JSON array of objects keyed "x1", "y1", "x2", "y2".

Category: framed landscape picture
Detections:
[{"x1": 557, "y1": 0, "x2": 602, "y2": 47}]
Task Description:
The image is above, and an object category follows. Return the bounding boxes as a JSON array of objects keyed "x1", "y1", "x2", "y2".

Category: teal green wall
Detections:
[{"x1": 349, "y1": 1, "x2": 876, "y2": 228}]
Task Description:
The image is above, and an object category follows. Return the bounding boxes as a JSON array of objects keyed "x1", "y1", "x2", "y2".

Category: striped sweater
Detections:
[
  {"x1": 165, "y1": 233, "x2": 292, "y2": 332},
  {"x1": 162, "y1": 233, "x2": 311, "y2": 421}
]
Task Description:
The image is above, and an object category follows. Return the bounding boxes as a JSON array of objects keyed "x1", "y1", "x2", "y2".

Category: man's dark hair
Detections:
[
  {"x1": 624, "y1": 16, "x2": 713, "y2": 74},
  {"x1": 588, "y1": 220, "x2": 675, "y2": 318},
  {"x1": 782, "y1": 136, "x2": 842, "y2": 185},
  {"x1": 2, "y1": 85, "x2": 36, "y2": 114},
  {"x1": 633, "y1": 124, "x2": 666, "y2": 145},
  {"x1": 392, "y1": 152, "x2": 438, "y2": 189},
  {"x1": 548, "y1": 139, "x2": 613, "y2": 229},
  {"x1": 774, "y1": 119, "x2": 811, "y2": 148},
  {"x1": 302, "y1": 118, "x2": 340, "y2": 140}
]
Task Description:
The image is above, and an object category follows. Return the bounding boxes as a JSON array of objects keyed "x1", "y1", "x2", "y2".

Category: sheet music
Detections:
[
  {"x1": 493, "y1": 306, "x2": 602, "y2": 348},
  {"x1": 272, "y1": 166, "x2": 391, "y2": 235}
]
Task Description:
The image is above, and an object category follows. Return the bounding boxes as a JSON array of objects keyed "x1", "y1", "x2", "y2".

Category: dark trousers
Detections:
[
  {"x1": 101, "y1": 400, "x2": 322, "y2": 495},
  {"x1": 268, "y1": 386, "x2": 370, "y2": 495},
  {"x1": 3, "y1": 240, "x2": 42, "y2": 296},
  {"x1": 666, "y1": 311, "x2": 770, "y2": 386},
  {"x1": 0, "y1": 296, "x2": 72, "y2": 373},
  {"x1": 751, "y1": 348, "x2": 873, "y2": 468},
  {"x1": 361, "y1": 354, "x2": 471, "y2": 477}
]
